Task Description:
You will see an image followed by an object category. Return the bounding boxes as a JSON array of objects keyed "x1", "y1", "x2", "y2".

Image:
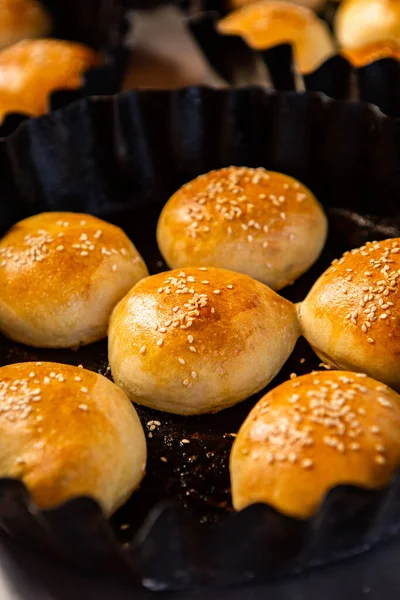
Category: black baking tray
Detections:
[
  {"x1": 0, "y1": 87, "x2": 400, "y2": 591},
  {"x1": 0, "y1": 0, "x2": 130, "y2": 139},
  {"x1": 187, "y1": 10, "x2": 400, "y2": 118}
]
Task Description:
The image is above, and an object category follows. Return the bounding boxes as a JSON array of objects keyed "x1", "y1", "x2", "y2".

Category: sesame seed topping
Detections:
[
  {"x1": 140, "y1": 346, "x2": 146, "y2": 354},
  {"x1": 81, "y1": 387, "x2": 88, "y2": 393},
  {"x1": 181, "y1": 439, "x2": 190, "y2": 444},
  {"x1": 157, "y1": 339, "x2": 163, "y2": 347},
  {"x1": 178, "y1": 358, "x2": 185, "y2": 365},
  {"x1": 301, "y1": 458, "x2": 313, "y2": 469},
  {"x1": 213, "y1": 289, "x2": 221, "y2": 294},
  {"x1": 78, "y1": 404, "x2": 88, "y2": 411},
  {"x1": 189, "y1": 346, "x2": 197, "y2": 353}
]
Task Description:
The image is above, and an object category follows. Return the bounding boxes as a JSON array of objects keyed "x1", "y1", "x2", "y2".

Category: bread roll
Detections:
[
  {"x1": 231, "y1": 370, "x2": 400, "y2": 517},
  {"x1": 157, "y1": 167, "x2": 327, "y2": 291},
  {"x1": 335, "y1": 0, "x2": 400, "y2": 51},
  {"x1": 109, "y1": 267, "x2": 300, "y2": 415},
  {"x1": 0, "y1": 212, "x2": 148, "y2": 348},
  {"x1": 298, "y1": 238, "x2": 400, "y2": 390},
  {"x1": 0, "y1": 39, "x2": 98, "y2": 124},
  {"x1": 0, "y1": 0, "x2": 51, "y2": 50},
  {"x1": 0, "y1": 362, "x2": 146, "y2": 514},
  {"x1": 217, "y1": 1, "x2": 336, "y2": 73},
  {"x1": 343, "y1": 40, "x2": 400, "y2": 66}
]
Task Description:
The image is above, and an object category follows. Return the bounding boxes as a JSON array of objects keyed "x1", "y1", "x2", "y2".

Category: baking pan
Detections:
[
  {"x1": 0, "y1": 87, "x2": 400, "y2": 591},
  {"x1": 0, "y1": 0, "x2": 130, "y2": 138},
  {"x1": 187, "y1": 10, "x2": 400, "y2": 117}
]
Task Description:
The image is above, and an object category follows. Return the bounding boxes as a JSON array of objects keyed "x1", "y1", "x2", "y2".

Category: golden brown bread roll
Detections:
[
  {"x1": 157, "y1": 167, "x2": 328, "y2": 291},
  {"x1": 0, "y1": 39, "x2": 98, "y2": 124},
  {"x1": 0, "y1": 362, "x2": 147, "y2": 514},
  {"x1": 343, "y1": 39, "x2": 400, "y2": 66},
  {"x1": 0, "y1": 0, "x2": 51, "y2": 50},
  {"x1": 298, "y1": 238, "x2": 400, "y2": 390},
  {"x1": 109, "y1": 267, "x2": 300, "y2": 415},
  {"x1": 231, "y1": 370, "x2": 400, "y2": 518},
  {"x1": 217, "y1": 1, "x2": 336, "y2": 73},
  {"x1": 335, "y1": 0, "x2": 400, "y2": 51},
  {"x1": 0, "y1": 212, "x2": 148, "y2": 348}
]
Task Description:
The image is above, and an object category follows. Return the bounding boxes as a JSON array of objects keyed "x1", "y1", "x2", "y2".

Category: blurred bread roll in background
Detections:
[
  {"x1": 157, "y1": 167, "x2": 327, "y2": 291},
  {"x1": 0, "y1": 212, "x2": 148, "y2": 348},
  {"x1": 109, "y1": 267, "x2": 300, "y2": 415},
  {"x1": 218, "y1": 0, "x2": 336, "y2": 73},
  {"x1": 0, "y1": 39, "x2": 98, "y2": 123},
  {"x1": 229, "y1": 0, "x2": 328, "y2": 12},
  {"x1": 298, "y1": 238, "x2": 400, "y2": 390},
  {"x1": 0, "y1": 362, "x2": 147, "y2": 514},
  {"x1": 335, "y1": 0, "x2": 400, "y2": 50},
  {"x1": 0, "y1": 0, "x2": 51, "y2": 50},
  {"x1": 231, "y1": 371, "x2": 400, "y2": 518}
]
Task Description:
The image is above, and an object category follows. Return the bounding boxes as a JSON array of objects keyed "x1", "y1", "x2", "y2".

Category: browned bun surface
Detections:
[
  {"x1": 335, "y1": 0, "x2": 400, "y2": 50},
  {"x1": 217, "y1": 1, "x2": 336, "y2": 73},
  {"x1": 0, "y1": 39, "x2": 98, "y2": 123},
  {"x1": 343, "y1": 39, "x2": 400, "y2": 66},
  {"x1": 157, "y1": 167, "x2": 327, "y2": 291},
  {"x1": 298, "y1": 238, "x2": 400, "y2": 390},
  {"x1": 0, "y1": 212, "x2": 148, "y2": 348},
  {"x1": 109, "y1": 267, "x2": 300, "y2": 415},
  {"x1": 0, "y1": 0, "x2": 51, "y2": 50},
  {"x1": 0, "y1": 362, "x2": 147, "y2": 514},
  {"x1": 231, "y1": 370, "x2": 400, "y2": 518},
  {"x1": 230, "y1": 0, "x2": 327, "y2": 11}
]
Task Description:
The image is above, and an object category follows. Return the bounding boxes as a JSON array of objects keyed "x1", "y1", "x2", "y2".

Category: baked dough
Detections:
[
  {"x1": 0, "y1": 362, "x2": 146, "y2": 514},
  {"x1": 298, "y1": 238, "x2": 400, "y2": 390},
  {"x1": 217, "y1": 1, "x2": 336, "y2": 73},
  {"x1": 343, "y1": 40, "x2": 400, "y2": 66},
  {"x1": 335, "y1": 0, "x2": 400, "y2": 51},
  {"x1": 157, "y1": 167, "x2": 328, "y2": 291},
  {"x1": 0, "y1": 0, "x2": 51, "y2": 50},
  {"x1": 0, "y1": 39, "x2": 98, "y2": 123},
  {"x1": 109, "y1": 267, "x2": 300, "y2": 415},
  {"x1": 231, "y1": 370, "x2": 400, "y2": 517},
  {"x1": 0, "y1": 212, "x2": 148, "y2": 348}
]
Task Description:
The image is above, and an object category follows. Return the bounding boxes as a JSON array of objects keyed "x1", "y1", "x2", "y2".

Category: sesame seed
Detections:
[
  {"x1": 375, "y1": 455, "x2": 386, "y2": 465},
  {"x1": 74, "y1": 376, "x2": 82, "y2": 382},
  {"x1": 112, "y1": 265, "x2": 118, "y2": 272},
  {"x1": 213, "y1": 289, "x2": 221, "y2": 294},
  {"x1": 367, "y1": 338, "x2": 374, "y2": 343},
  {"x1": 191, "y1": 371, "x2": 197, "y2": 379},
  {"x1": 378, "y1": 397, "x2": 392, "y2": 408},
  {"x1": 183, "y1": 379, "x2": 190, "y2": 386},
  {"x1": 81, "y1": 387, "x2": 88, "y2": 393},
  {"x1": 181, "y1": 439, "x2": 190, "y2": 444},
  {"x1": 301, "y1": 458, "x2": 313, "y2": 469},
  {"x1": 157, "y1": 339, "x2": 163, "y2": 347},
  {"x1": 140, "y1": 346, "x2": 146, "y2": 354},
  {"x1": 160, "y1": 457, "x2": 167, "y2": 463},
  {"x1": 78, "y1": 404, "x2": 88, "y2": 411},
  {"x1": 56, "y1": 245, "x2": 64, "y2": 251},
  {"x1": 227, "y1": 284, "x2": 233, "y2": 289}
]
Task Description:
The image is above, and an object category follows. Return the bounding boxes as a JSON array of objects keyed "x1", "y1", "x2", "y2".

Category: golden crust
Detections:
[
  {"x1": 231, "y1": 370, "x2": 400, "y2": 518},
  {"x1": 0, "y1": 212, "x2": 148, "y2": 348},
  {"x1": 0, "y1": 39, "x2": 98, "y2": 123},
  {"x1": 217, "y1": 1, "x2": 336, "y2": 73},
  {"x1": 0, "y1": 0, "x2": 51, "y2": 50},
  {"x1": 157, "y1": 167, "x2": 327, "y2": 291},
  {"x1": 109, "y1": 267, "x2": 300, "y2": 415},
  {"x1": 343, "y1": 40, "x2": 400, "y2": 66},
  {"x1": 298, "y1": 238, "x2": 400, "y2": 390},
  {"x1": 0, "y1": 362, "x2": 147, "y2": 514},
  {"x1": 230, "y1": 0, "x2": 327, "y2": 11},
  {"x1": 335, "y1": 0, "x2": 400, "y2": 51}
]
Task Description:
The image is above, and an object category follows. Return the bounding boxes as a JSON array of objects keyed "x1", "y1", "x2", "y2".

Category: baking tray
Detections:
[
  {"x1": 187, "y1": 10, "x2": 400, "y2": 118},
  {"x1": 0, "y1": 0, "x2": 130, "y2": 138},
  {"x1": 0, "y1": 87, "x2": 400, "y2": 591}
]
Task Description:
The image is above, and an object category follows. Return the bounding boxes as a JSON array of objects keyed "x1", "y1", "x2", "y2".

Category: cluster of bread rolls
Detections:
[
  {"x1": 1, "y1": 165, "x2": 399, "y2": 522},
  {"x1": 218, "y1": 0, "x2": 400, "y2": 73},
  {"x1": 0, "y1": 0, "x2": 99, "y2": 124}
]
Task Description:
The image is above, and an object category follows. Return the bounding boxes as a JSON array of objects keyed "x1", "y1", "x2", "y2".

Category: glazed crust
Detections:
[
  {"x1": 298, "y1": 238, "x2": 400, "y2": 390},
  {"x1": 231, "y1": 370, "x2": 400, "y2": 518},
  {"x1": 0, "y1": 0, "x2": 51, "y2": 50},
  {"x1": 343, "y1": 40, "x2": 400, "y2": 66},
  {"x1": 157, "y1": 167, "x2": 328, "y2": 291},
  {"x1": 217, "y1": 1, "x2": 335, "y2": 73},
  {"x1": 0, "y1": 39, "x2": 98, "y2": 123},
  {"x1": 0, "y1": 362, "x2": 147, "y2": 514},
  {"x1": 335, "y1": 0, "x2": 400, "y2": 50},
  {"x1": 0, "y1": 212, "x2": 148, "y2": 348},
  {"x1": 108, "y1": 267, "x2": 300, "y2": 415}
]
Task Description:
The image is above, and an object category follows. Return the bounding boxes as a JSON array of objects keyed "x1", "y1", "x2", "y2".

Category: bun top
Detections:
[
  {"x1": 343, "y1": 40, "x2": 400, "y2": 66},
  {"x1": 218, "y1": 0, "x2": 335, "y2": 73},
  {"x1": 0, "y1": 361, "x2": 147, "y2": 513},
  {"x1": 231, "y1": 370, "x2": 400, "y2": 517},
  {"x1": 0, "y1": 0, "x2": 52, "y2": 50},
  {"x1": 335, "y1": 0, "x2": 400, "y2": 50},
  {"x1": 0, "y1": 39, "x2": 98, "y2": 122},
  {"x1": 0, "y1": 211, "x2": 146, "y2": 317}
]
